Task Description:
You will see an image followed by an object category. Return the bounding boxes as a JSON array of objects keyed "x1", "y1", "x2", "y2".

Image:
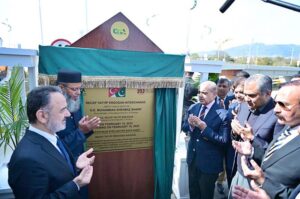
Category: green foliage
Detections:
[
  {"x1": 232, "y1": 56, "x2": 297, "y2": 66},
  {"x1": 257, "y1": 57, "x2": 273, "y2": 65},
  {"x1": 205, "y1": 51, "x2": 234, "y2": 62},
  {"x1": 208, "y1": 73, "x2": 219, "y2": 83},
  {"x1": 0, "y1": 67, "x2": 28, "y2": 154},
  {"x1": 190, "y1": 53, "x2": 200, "y2": 60}
]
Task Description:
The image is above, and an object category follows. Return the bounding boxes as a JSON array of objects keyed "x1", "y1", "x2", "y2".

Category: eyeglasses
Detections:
[
  {"x1": 65, "y1": 86, "x2": 84, "y2": 92},
  {"x1": 275, "y1": 100, "x2": 298, "y2": 111}
]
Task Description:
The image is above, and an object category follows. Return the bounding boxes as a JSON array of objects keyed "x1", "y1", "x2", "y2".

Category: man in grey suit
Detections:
[
  {"x1": 228, "y1": 74, "x2": 280, "y2": 198},
  {"x1": 232, "y1": 80, "x2": 300, "y2": 199},
  {"x1": 182, "y1": 81, "x2": 230, "y2": 199}
]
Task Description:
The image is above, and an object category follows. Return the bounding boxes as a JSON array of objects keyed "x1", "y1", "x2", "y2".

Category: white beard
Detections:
[
  {"x1": 64, "y1": 93, "x2": 81, "y2": 113},
  {"x1": 47, "y1": 116, "x2": 66, "y2": 133}
]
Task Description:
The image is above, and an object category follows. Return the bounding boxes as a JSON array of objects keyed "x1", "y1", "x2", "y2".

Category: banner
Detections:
[{"x1": 38, "y1": 46, "x2": 184, "y2": 89}]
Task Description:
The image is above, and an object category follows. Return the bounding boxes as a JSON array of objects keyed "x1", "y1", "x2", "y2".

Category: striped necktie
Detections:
[
  {"x1": 199, "y1": 106, "x2": 207, "y2": 120},
  {"x1": 263, "y1": 129, "x2": 292, "y2": 162}
]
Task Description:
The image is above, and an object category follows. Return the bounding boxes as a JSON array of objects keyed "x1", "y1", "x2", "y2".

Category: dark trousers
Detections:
[
  {"x1": 188, "y1": 161, "x2": 219, "y2": 199},
  {"x1": 225, "y1": 150, "x2": 237, "y2": 188},
  {"x1": 225, "y1": 140, "x2": 237, "y2": 188}
]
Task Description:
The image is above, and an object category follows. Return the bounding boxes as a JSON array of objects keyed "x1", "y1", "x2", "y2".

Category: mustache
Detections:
[{"x1": 275, "y1": 113, "x2": 284, "y2": 120}]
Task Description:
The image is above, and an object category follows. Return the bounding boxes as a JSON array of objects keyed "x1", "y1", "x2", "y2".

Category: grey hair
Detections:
[
  {"x1": 245, "y1": 74, "x2": 272, "y2": 94},
  {"x1": 200, "y1": 81, "x2": 217, "y2": 94}
]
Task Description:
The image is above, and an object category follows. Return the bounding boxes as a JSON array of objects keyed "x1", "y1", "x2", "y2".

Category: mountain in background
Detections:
[
  {"x1": 203, "y1": 43, "x2": 300, "y2": 58},
  {"x1": 226, "y1": 43, "x2": 300, "y2": 58}
]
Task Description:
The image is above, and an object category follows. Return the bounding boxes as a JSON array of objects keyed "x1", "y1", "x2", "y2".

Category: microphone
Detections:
[
  {"x1": 262, "y1": 0, "x2": 300, "y2": 12},
  {"x1": 219, "y1": 0, "x2": 235, "y2": 13}
]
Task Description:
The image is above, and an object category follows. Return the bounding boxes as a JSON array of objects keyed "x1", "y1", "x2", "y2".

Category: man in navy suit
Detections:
[
  {"x1": 56, "y1": 69, "x2": 100, "y2": 199},
  {"x1": 8, "y1": 86, "x2": 95, "y2": 199},
  {"x1": 182, "y1": 81, "x2": 230, "y2": 199},
  {"x1": 232, "y1": 80, "x2": 300, "y2": 199},
  {"x1": 216, "y1": 77, "x2": 235, "y2": 110}
]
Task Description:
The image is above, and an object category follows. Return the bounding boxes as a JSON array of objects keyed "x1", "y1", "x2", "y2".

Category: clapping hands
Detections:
[
  {"x1": 188, "y1": 114, "x2": 207, "y2": 130},
  {"x1": 233, "y1": 180, "x2": 270, "y2": 199},
  {"x1": 74, "y1": 148, "x2": 95, "y2": 187},
  {"x1": 241, "y1": 155, "x2": 265, "y2": 186},
  {"x1": 76, "y1": 148, "x2": 95, "y2": 169},
  {"x1": 231, "y1": 119, "x2": 254, "y2": 141},
  {"x1": 79, "y1": 115, "x2": 101, "y2": 134}
]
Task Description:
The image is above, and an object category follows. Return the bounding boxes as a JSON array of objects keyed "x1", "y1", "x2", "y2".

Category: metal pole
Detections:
[
  {"x1": 85, "y1": 0, "x2": 88, "y2": 33},
  {"x1": 38, "y1": 0, "x2": 44, "y2": 44}
]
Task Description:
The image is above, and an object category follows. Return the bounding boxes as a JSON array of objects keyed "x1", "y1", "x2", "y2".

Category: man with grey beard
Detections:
[
  {"x1": 56, "y1": 69, "x2": 101, "y2": 199},
  {"x1": 56, "y1": 69, "x2": 101, "y2": 160}
]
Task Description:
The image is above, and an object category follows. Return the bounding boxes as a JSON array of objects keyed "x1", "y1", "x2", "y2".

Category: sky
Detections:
[{"x1": 1, "y1": 0, "x2": 300, "y2": 54}]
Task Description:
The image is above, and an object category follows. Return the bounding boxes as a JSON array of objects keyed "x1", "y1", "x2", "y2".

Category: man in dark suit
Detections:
[
  {"x1": 232, "y1": 80, "x2": 300, "y2": 199},
  {"x1": 216, "y1": 77, "x2": 235, "y2": 110},
  {"x1": 228, "y1": 74, "x2": 280, "y2": 198},
  {"x1": 56, "y1": 70, "x2": 101, "y2": 199},
  {"x1": 182, "y1": 81, "x2": 230, "y2": 199},
  {"x1": 8, "y1": 86, "x2": 95, "y2": 199},
  {"x1": 56, "y1": 69, "x2": 101, "y2": 160},
  {"x1": 216, "y1": 77, "x2": 235, "y2": 194},
  {"x1": 233, "y1": 181, "x2": 300, "y2": 199}
]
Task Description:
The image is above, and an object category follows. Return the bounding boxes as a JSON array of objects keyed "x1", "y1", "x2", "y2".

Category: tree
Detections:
[{"x1": 0, "y1": 67, "x2": 28, "y2": 153}]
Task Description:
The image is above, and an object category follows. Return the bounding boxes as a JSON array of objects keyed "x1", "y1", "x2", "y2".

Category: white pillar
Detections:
[{"x1": 200, "y1": 72, "x2": 209, "y2": 83}]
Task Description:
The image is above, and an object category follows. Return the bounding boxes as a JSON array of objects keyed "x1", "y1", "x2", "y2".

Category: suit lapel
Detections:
[
  {"x1": 262, "y1": 132, "x2": 300, "y2": 169},
  {"x1": 193, "y1": 103, "x2": 201, "y2": 117},
  {"x1": 251, "y1": 110, "x2": 273, "y2": 135},
  {"x1": 252, "y1": 99, "x2": 275, "y2": 135},
  {"x1": 262, "y1": 126, "x2": 287, "y2": 162},
  {"x1": 26, "y1": 130, "x2": 75, "y2": 176},
  {"x1": 203, "y1": 102, "x2": 218, "y2": 122}
]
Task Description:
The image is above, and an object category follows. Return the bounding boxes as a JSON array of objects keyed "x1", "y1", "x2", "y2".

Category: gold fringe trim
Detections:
[{"x1": 39, "y1": 75, "x2": 184, "y2": 88}]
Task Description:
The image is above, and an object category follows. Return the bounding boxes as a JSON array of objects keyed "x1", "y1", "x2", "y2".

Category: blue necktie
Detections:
[{"x1": 56, "y1": 137, "x2": 75, "y2": 175}]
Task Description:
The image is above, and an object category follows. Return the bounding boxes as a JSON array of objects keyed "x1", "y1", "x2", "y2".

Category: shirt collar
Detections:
[
  {"x1": 203, "y1": 100, "x2": 215, "y2": 110},
  {"x1": 29, "y1": 125, "x2": 58, "y2": 147},
  {"x1": 250, "y1": 98, "x2": 272, "y2": 114}
]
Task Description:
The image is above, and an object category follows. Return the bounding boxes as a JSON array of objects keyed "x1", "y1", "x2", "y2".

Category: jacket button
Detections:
[{"x1": 196, "y1": 139, "x2": 199, "y2": 142}]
